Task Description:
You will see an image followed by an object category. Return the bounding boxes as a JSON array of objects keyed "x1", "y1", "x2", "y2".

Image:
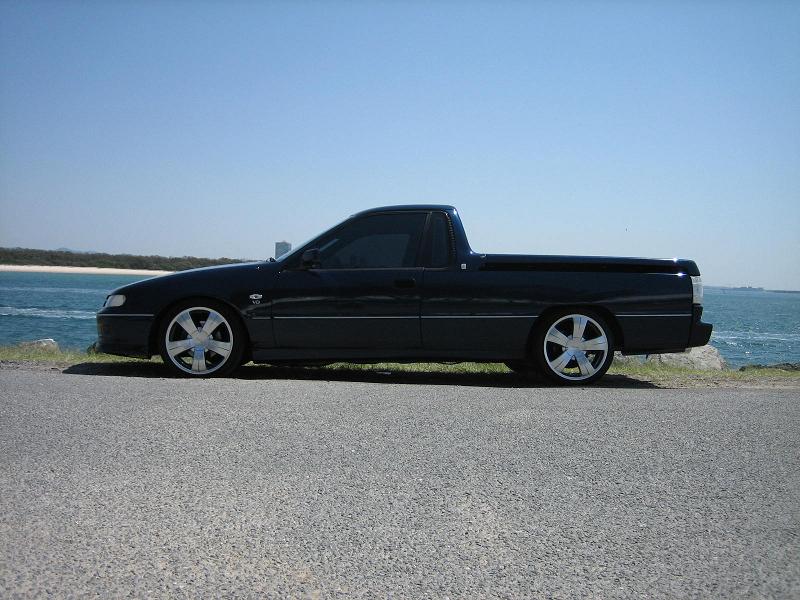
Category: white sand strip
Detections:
[{"x1": 0, "y1": 264, "x2": 173, "y2": 276}]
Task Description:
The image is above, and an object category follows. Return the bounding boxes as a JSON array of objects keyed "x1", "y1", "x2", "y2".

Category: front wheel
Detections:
[
  {"x1": 534, "y1": 311, "x2": 614, "y2": 385},
  {"x1": 158, "y1": 301, "x2": 246, "y2": 377}
]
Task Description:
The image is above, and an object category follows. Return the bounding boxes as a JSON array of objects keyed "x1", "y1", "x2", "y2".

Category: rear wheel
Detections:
[
  {"x1": 534, "y1": 310, "x2": 613, "y2": 385},
  {"x1": 158, "y1": 301, "x2": 245, "y2": 377}
]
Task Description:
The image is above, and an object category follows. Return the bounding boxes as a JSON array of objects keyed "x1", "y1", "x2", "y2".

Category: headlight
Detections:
[
  {"x1": 691, "y1": 276, "x2": 703, "y2": 305},
  {"x1": 104, "y1": 294, "x2": 126, "y2": 308}
]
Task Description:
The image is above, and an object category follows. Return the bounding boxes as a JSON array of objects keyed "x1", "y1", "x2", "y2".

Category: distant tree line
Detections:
[{"x1": 0, "y1": 247, "x2": 248, "y2": 271}]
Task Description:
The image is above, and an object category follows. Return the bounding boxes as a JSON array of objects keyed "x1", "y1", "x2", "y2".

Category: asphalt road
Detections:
[{"x1": 1, "y1": 366, "x2": 798, "y2": 598}]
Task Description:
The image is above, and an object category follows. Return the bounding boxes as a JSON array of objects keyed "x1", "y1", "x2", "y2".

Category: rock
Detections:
[
  {"x1": 645, "y1": 344, "x2": 727, "y2": 370},
  {"x1": 613, "y1": 352, "x2": 645, "y2": 365},
  {"x1": 19, "y1": 338, "x2": 59, "y2": 351},
  {"x1": 739, "y1": 362, "x2": 800, "y2": 372}
]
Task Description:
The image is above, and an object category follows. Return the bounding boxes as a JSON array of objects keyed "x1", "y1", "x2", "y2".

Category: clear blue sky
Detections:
[{"x1": 1, "y1": 1, "x2": 798, "y2": 288}]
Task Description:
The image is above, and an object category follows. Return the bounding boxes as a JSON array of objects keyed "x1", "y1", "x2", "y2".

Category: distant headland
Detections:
[
  {"x1": 707, "y1": 285, "x2": 800, "y2": 294},
  {"x1": 0, "y1": 247, "x2": 248, "y2": 274}
]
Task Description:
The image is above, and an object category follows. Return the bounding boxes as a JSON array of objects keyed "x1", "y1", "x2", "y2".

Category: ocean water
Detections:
[
  {"x1": 0, "y1": 272, "x2": 798, "y2": 366},
  {"x1": 703, "y1": 287, "x2": 800, "y2": 366},
  {"x1": 0, "y1": 272, "x2": 145, "y2": 351}
]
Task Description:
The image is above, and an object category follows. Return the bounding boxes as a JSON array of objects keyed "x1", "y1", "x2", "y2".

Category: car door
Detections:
[
  {"x1": 420, "y1": 211, "x2": 537, "y2": 357},
  {"x1": 272, "y1": 211, "x2": 427, "y2": 349}
]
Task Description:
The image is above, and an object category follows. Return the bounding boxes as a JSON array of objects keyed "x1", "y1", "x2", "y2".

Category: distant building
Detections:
[{"x1": 275, "y1": 241, "x2": 292, "y2": 258}]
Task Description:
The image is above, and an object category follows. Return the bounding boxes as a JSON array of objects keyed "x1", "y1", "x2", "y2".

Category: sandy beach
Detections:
[{"x1": 0, "y1": 264, "x2": 173, "y2": 276}]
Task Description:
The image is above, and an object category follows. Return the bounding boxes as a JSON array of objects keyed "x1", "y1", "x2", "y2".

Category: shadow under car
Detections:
[{"x1": 62, "y1": 361, "x2": 660, "y2": 389}]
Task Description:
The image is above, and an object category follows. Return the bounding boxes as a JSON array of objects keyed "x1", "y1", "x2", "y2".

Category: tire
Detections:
[
  {"x1": 533, "y1": 310, "x2": 614, "y2": 385},
  {"x1": 158, "y1": 300, "x2": 246, "y2": 377}
]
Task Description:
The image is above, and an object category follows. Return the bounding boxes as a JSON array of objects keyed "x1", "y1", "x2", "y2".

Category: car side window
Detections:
[
  {"x1": 317, "y1": 213, "x2": 427, "y2": 269},
  {"x1": 427, "y1": 212, "x2": 452, "y2": 268}
]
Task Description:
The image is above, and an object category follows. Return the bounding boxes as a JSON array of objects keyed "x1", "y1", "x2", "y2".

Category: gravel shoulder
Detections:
[{"x1": 1, "y1": 368, "x2": 798, "y2": 598}]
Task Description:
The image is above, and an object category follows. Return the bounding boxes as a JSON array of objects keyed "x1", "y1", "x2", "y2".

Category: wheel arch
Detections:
[
  {"x1": 526, "y1": 304, "x2": 624, "y2": 356},
  {"x1": 148, "y1": 296, "x2": 252, "y2": 357}
]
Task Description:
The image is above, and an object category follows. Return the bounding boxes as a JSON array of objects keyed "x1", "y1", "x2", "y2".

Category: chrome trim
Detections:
[
  {"x1": 615, "y1": 313, "x2": 692, "y2": 317},
  {"x1": 97, "y1": 313, "x2": 154, "y2": 317},
  {"x1": 273, "y1": 316, "x2": 417, "y2": 319},
  {"x1": 422, "y1": 315, "x2": 538, "y2": 319},
  {"x1": 271, "y1": 314, "x2": 539, "y2": 320}
]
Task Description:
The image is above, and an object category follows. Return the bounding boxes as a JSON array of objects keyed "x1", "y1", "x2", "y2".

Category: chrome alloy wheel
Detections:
[
  {"x1": 164, "y1": 307, "x2": 234, "y2": 375},
  {"x1": 542, "y1": 314, "x2": 609, "y2": 381}
]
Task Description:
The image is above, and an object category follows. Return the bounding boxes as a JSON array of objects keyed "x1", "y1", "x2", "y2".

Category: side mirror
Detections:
[{"x1": 301, "y1": 248, "x2": 320, "y2": 269}]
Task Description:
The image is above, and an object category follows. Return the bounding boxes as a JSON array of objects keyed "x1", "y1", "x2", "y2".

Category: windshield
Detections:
[{"x1": 273, "y1": 216, "x2": 351, "y2": 263}]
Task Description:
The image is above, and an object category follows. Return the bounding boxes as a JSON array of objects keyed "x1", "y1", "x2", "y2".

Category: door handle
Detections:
[{"x1": 394, "y1": 278, "x2": 416, "y2": 289}]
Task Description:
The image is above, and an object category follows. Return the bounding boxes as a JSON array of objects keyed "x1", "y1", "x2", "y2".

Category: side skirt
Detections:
[{"x1": 250, "y1": 348, "x2": 524, "y2": 362}]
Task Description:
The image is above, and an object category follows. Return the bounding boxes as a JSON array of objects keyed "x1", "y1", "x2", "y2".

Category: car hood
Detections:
[{"x1": 110, "y1": 261, "x2": 273, "y2": 295}]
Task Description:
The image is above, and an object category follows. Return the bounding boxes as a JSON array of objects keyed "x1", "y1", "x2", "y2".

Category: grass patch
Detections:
[
  {"x1": 322, "y1": 361, "x2": 510, "y2": 375},
  {"x1": 327, "y1": 361, "x2": 800, "y2": 384},
  {"x1": 609, "y1": 360, "x2": 800, "y2": 379},
  {"x1": 0, "y1": 345, "x2": 153, "y2": 364}
]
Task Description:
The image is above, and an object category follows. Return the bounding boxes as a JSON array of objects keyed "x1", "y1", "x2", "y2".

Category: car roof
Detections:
[{"x1": 352, "y1": 204, "x2": 455, "y2": 217}]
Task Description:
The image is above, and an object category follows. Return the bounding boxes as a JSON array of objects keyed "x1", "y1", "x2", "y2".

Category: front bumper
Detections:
[
  {"x1": 688, "y1": 305, "x2": 713, "y2": 348},
  {"x1": 96, "y1": 313, "x2": 155, "y2": 358}
]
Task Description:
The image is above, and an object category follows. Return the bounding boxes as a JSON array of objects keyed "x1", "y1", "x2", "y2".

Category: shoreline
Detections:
[{"x1": 0, "y1": 264, "x2": 173, "y2": 276}]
